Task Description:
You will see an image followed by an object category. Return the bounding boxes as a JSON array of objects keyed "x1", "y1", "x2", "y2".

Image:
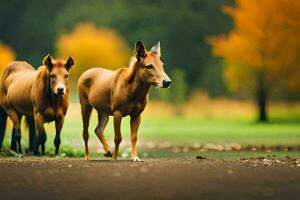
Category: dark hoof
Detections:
[
  {"x1": 8, "y1": 149, "x2": 19, "y2": 157},
  {"x1": 104, "y1": 151, "x2": 113, "y2": 157},
  {"x1": 18, "y1": 148, "x2": 23, "y2": 154},
  {"x1": 10, "y1": 146, "x2": 17, "y2": 153},
  {"x1": 25, "y1": 149, "x2": 34, "y2": 156}
]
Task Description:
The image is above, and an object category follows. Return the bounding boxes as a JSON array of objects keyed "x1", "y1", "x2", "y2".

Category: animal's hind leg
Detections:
[
  {"x1": 0, "y1": 106, "x2": 8, "y2": 151},
  {"x1": 10, "y1": 128, "x2": 17, "y2": 152},
  {"x1": 26, "y1": 117, "x2": 36, "y2": 154},
  {"x1": 7, "y1": 110, "x2": 22, "y2": 154},
  {"x1": 80, "y1": 99, "x2": 92, "y2": 161},
  {"x1": 95, "y1": 112, "x2": 112, "y2": 157}
]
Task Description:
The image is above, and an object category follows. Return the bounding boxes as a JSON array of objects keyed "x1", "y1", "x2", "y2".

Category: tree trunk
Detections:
[{"x1": 256, "y1": 75, "x2": 268, "y2": 122}]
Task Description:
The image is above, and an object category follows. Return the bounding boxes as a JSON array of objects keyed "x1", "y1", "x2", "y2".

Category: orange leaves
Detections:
[
  {"x1": 0, "y1": 43, "x2": 16, "y2": 77},
  {"x1": 211, "y1": 34, "x2": 262, "y2": 68},
  {"x1": 56, "y1": 23, "x2": 130, "y2": 85},
  {"x1": 210, "y1": 0, "x2": 300, "y2": 92}
]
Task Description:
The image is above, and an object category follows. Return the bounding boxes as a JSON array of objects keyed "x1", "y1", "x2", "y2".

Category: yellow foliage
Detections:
[
  {"x1": 0, "y1": 42, "x2": 16, "y2": 77},
  {"x1": 56, "y1": 23, "x2": 130, "y2": 85},
  {"x1": 210, "y1": 0, "x2": 300, "y2": 93}
]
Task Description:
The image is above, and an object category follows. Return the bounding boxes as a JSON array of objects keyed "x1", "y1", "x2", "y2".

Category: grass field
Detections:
[{"x1": 2, "y1": 101, "x2": 300, "y2": 158}]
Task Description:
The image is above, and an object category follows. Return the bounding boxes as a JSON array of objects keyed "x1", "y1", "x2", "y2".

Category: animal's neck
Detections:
[
  {"x1": 43, "y1": 71, "x2": 65, "y2": 107},
  {"x1": 47, "y1": 89, "x2": 65, "y2": 107},
  {"x1": 127, "y1": 61, "x2": 151, "y2": 100}
]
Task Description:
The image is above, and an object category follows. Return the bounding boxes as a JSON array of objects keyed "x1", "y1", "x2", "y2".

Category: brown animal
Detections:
[
  {"x1": 78, "y1": 41, "x2": 171, "y2": 161},
  {"x1": 0, "y1": 55, "x2": 74, "y2": 156}
]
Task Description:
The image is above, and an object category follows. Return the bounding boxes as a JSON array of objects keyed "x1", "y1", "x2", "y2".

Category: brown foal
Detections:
[
  {"x1": 78, "y1": 41, "x2": 171, "y2": 161},
  {"x1": 0, "y1": 55, "x2": 74, "y2": 156}
]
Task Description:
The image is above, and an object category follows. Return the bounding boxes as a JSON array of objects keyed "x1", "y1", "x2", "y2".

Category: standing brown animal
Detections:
[
  {"x1": 0, "y1": 55, "x2": 74, "y2": 156},
  {"x1": 78, "y1": 41, "x2": 171, "y2": 161}
]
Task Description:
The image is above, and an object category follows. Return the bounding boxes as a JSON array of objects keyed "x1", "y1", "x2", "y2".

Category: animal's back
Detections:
[
  {"x1": 1, "y1": 61, "x2": 36, "y2": 85},
  {"x1": 0, "y1": 61, "x2": 37, "y2": 115},
  {"x1": 78, "y1": 67, "x2": 120, "y2": 113}
]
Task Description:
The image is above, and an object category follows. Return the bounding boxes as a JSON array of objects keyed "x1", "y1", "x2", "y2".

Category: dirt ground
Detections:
[{"x1": 0, "y1": 157, "x2": 299, "y2": 200}]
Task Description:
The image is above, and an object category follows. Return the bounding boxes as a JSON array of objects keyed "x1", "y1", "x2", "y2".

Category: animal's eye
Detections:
[
  {"x1": 145, "y1": 64, "x2": 153, "y2": 69},
  {"x1": 50, "y1": 74, "x2": 56, "y2": 78},
  {"x1": 65, "y1": 74, "x2": 68, "y2": 78}
]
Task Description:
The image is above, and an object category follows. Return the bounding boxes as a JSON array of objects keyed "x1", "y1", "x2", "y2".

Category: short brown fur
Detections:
[
  {"x1": 0, "y1": 55, "x2": 74, "y2": 155},
  {"x1": 78, "y1": 41, "x2": 171, "y2": 161}
]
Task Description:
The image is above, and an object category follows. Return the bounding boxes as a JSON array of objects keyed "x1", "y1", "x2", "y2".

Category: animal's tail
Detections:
[{"x1": 0, "y1": 105, "x2": 7, "y2": 150}]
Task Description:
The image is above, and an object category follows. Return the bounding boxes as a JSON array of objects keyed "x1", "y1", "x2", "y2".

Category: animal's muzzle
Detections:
[
  {"x1": 57, "y1": 87, "x2": 65, "y2": 95},
  {"x1": 162, "y1": 79, "x2": 171, "y2": 88}
]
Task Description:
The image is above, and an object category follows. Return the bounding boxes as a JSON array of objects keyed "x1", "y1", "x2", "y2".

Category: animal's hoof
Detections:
[
  {"x1": 132, "y1": 156, "x2": 142, "y2": 162},
  {"x1": 104, "y1": 151, "x2": 113, "y2": 157},
  {"x1": 33, "y1": 150, "x2": 40, "y2": 157},
  {"x1": 111, "y1": 156, "x2": 118, "y2": 161},
  {"x1": 9, "y1": 149, "x2": 20, "y2": 157},
  {"x1": 85, "y1": 155, "x2": 91, "y2": 161},
  {"x1": 55, "y1": 155, "x2": 60, "y2": 160}
]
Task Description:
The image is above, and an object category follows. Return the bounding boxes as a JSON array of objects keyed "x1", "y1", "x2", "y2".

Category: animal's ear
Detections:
[
  {"x1": 150, "y1": 41, "x2": 161, "y2": 57},
  {"x1": 135, "y1": 41, "x2": 146, "y2": 62},
  {"x1": 43, "y1": 54, "x2": 53, "y2": 71},
  {"x1": 65, "y1": 57, "x2": 75, "y2": 71}
]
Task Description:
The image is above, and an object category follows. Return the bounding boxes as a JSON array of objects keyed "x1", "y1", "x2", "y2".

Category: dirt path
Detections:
[{"x1": 0, "y1": 157, "x2": 300, "y2": 200}]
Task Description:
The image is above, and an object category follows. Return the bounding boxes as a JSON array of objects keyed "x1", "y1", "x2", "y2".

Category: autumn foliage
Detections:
[
  {"x1": 56, "y1": 23, "x2": 130, "y2": 85},
  {"x1": 210, "y1": 0, "x2": 300, "y2": 121},
  {"x1": 0, "y1": 43, "x2": 16, "y2": 77}
]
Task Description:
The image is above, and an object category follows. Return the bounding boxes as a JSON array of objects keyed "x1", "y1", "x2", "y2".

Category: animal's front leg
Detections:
[
  {"x1": 130, "y1": 115, "x2": 141, "y2": 162},
  {"x1": 112, "y1": 111, "x2": 122, "y2": 161},
  {"x1": 26, "y1": 117, "x2": 36, "y2": 154},
  {"x1": 54, "y1": 115, "x2": 64, "y2": 157},
  {"x1": 34, "y1": 112, "x2": 46, "y2": 156}
]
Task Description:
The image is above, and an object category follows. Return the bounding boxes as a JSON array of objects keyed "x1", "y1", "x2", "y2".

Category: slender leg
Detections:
[
  {"x1": 80, "y1": 100, "x2": 92, "y2": 161},
  {"x1": 94, "y1": 113, "x2": 112, "y2": 157},
  {"x1": 130, "y1": 115, "x2": 141, "y2": 161},
  {"x1": 26, "y1": 117, "x2": 36, "y2": 154},
  {"x1": 10, "y1": 128, "x2": 17, "y2": 152},
  {"x1": 14, "y1": 128, "x2": 22, "y2": 154},
  {"x1": 54, "y1": 115, "x2": 64, "y2": 156},
  {"x1": 112, "y1": 111, "x2": 122, "y2": 161},
  {"x1": 34, "y1": 112, "x2": 46, "y2": 156},
  {"x1": 0, "y1": 106, "x2": 8, "y2": 151},
  {"x1": 7, "y1": 110, "x2": 22, "y2": 154}
]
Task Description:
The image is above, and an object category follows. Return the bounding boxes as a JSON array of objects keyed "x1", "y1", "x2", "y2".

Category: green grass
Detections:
[
  {"x1": 2, "y1": 113, "x2": 300, "y2": 158},
  {"x1": 137, "y1": 150, "x2": 300, "y2": 159},
  {"x1": 60, "y1": 114, "x2": 300, "y2": 146}
]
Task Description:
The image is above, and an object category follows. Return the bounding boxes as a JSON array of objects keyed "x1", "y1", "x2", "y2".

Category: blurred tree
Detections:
[
  {"x1": 210, "y1": 0, "x2": 300, "y2": 122},
  {"x1": 169, "y1": 69, "x2": 188, "y2": 104},
  {"x1": 56, "y1": 23, "x2": 130, "y2": 87},
  {"x1": 0, "y1": 0, "x2": 66, "y2": 65},
  {"x1": 0, "y1": 42, "x2": 16, "y2": 76},
  {"x1": 169, "y1": 68, "x2": 188, "y2": 115},
  {"x1": 150, "y1": 68, "x2": 188, "y2": 115},
  {"x1": 53, "y1": 0, "x2": 233, "y2": 95},
  {"x1": 0, "y1": 0, "x2": 233, "y2": 96}
]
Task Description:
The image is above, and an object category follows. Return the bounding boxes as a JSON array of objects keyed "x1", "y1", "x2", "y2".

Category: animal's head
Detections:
[
  {"x1": 43, "y1": 54, "x2": 75, "y2": 95},
  {"x1": 135, "y1": 41, "x2": 171, "y2": 88}
]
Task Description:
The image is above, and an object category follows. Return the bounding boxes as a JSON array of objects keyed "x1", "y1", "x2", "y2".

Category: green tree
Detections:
[
  {"x1": 53, "y1": 0, "x2": 233, "y2": 94},
  {"x1": 56, "y1": 23, "x2": 130, "y2": 88},
  {"x1": 0, "y1": 0, "x2": 66, "y2": 65}
]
